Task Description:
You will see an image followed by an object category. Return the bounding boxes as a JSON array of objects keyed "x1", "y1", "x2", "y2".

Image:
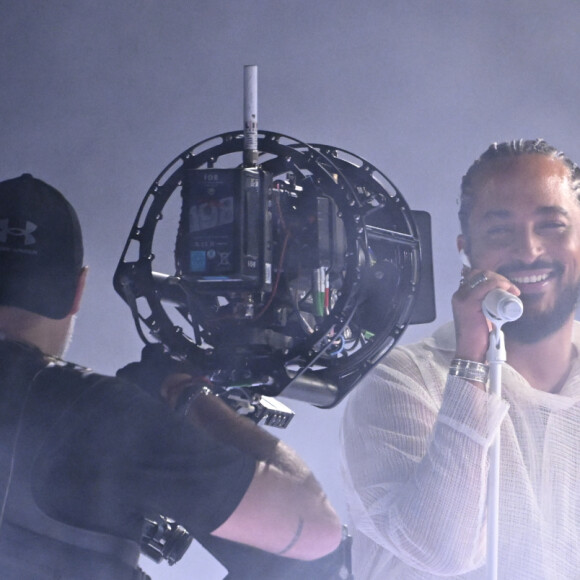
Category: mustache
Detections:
[{"x1": 496, "y1": 260, "x2": 564, "y2": 277}]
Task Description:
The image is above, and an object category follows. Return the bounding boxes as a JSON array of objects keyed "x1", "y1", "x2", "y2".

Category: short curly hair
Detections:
[{"x1": 459, "y1": 139, "x2": 580, "y2": 237}]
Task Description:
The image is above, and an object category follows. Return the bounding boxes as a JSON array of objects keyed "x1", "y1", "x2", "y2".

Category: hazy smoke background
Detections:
[{"x1": 1, "y1": 1, "x2": 579, "y2": 577}]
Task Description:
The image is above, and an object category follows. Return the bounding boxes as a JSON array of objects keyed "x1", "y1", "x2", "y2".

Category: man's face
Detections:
[{"x1": 463, "y1": 155, "x2": 580, "y2": 343}]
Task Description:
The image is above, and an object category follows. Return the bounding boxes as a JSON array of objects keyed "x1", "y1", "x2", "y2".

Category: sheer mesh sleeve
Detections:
[{"x1": 341, "y1": 345, "x2": 509, "y2": 576}]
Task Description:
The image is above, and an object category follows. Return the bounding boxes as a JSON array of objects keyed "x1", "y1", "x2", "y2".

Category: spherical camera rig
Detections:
[{"x1": 114, "y1": 129, "x2": 429, "y2": 422}]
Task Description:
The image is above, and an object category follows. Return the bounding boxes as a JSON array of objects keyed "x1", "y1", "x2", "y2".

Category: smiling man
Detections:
[{"x1": 341, "y1": 139, "x2": 580, "y2": 579}]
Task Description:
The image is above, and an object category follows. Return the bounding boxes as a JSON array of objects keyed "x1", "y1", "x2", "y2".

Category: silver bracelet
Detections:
[{"x1": 449, "y1": 358, "x2": 489, "y2": 384}]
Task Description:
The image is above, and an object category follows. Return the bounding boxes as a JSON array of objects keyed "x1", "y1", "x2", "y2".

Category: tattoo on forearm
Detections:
[{"x1": 277, "y1": 517, "x2": 304, "y2": 555}]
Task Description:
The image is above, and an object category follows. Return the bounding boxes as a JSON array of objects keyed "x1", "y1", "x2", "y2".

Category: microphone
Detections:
[{"x1": 482, "y1": 288, "x2": 523, "y2": 324}]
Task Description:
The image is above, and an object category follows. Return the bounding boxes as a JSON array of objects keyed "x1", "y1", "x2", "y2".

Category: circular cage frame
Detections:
[{"x1": 114, "y1": 130, "x2": 423, "y2": 407}]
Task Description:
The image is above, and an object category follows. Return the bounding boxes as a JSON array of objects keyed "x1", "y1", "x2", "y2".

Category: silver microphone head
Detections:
[{"x1": 482, "y1": 288, "x2": 523, "y2": 323}]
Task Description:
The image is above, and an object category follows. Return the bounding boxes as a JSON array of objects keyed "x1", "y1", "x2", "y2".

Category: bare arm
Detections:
[{"x1": 164, "y1": 376, "x2": 342, "y2": 561}]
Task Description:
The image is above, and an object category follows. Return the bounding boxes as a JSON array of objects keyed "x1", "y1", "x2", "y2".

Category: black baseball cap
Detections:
[{"x1": 0, "y1": 174, "x2": 84, "y2": 319}]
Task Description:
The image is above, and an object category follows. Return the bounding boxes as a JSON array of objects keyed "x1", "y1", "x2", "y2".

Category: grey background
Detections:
[{"x1": 1, "y1": 1, "x2": 578, "y2": 577}]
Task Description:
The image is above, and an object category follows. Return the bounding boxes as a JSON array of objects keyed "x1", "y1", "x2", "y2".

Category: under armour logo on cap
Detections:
[{"x1": 0, "y1": 218, "x2": 37, "y2": 246}]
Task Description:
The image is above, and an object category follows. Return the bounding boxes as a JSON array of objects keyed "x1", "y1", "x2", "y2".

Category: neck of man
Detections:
[
  {"x1": 0, "y1": 306, "x2": 73, "y2": 358},
  {"x1": 505, "y1": 315, "x2": 577, "y2": 394}
]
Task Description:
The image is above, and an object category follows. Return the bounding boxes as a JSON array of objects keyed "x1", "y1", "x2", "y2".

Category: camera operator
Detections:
[{"x1": 0, "y1": 174, "x2": 342, "y2": 579}]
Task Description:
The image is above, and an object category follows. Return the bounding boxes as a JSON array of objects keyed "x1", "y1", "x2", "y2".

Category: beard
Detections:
[{"x1": 502, "y1": 280, "x2": 580, "y2": 344}]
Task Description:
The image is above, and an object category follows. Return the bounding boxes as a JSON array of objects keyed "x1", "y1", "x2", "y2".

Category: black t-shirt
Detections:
[{"x1": 0, "y1": 340, "x2": 256, "y2": 545}]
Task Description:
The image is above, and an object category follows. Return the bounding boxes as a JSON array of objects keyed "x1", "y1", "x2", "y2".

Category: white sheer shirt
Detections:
[{"x1": 341, "y1": 321, "x2": 580, "y2": 579}]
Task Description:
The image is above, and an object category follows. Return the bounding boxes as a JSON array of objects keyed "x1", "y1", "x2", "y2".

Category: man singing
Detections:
[{"x1": 342, "y1": 139, "x2": 580, "y2": 579}]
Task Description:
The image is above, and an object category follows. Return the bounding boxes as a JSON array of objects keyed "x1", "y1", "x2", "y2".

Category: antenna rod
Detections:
[{"x1": 243, "y1": 64, "x2": 259, "y2": 167}]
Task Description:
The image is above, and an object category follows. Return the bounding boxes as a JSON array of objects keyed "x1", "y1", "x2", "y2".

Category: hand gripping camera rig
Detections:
[{"x1": 113, "y1": 66, "x2": 435, "y2": 576}]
